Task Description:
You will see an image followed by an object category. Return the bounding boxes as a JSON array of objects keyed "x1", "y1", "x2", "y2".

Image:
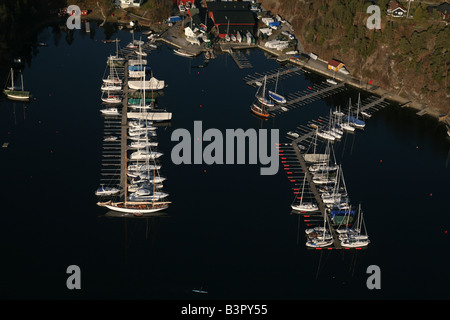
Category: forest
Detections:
[{"x1": 260, "y1": 0, "x2": 450, "y2": 114}]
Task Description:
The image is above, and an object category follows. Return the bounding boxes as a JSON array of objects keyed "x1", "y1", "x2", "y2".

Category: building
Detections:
[
  {"x1": 431, "y1": 1, "x2": 450, "y2": 20},
  {"x1": 119, "y1": 0, "x2": 143, "y2": 8},
  {"x1": 206, "y1": 1, "x2": 256, "y2": 38},
  {"x1": 328, "y1": 59, "x2": 344, "y2": 72},
  {"x1": 387, "y1": 1, "x2": 407, "y2": 17}
]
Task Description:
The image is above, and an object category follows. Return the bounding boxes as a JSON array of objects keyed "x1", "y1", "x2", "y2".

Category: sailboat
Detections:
[
  {"x1": 225, "y1": 19, "x2": 230, "y2": 42},
  {"x1": 340, "y1": 104, "x2": 355, "y2": 132},
  {"x1": 291, "y1": 174, "x2": 319, "y2": 212},
  {"x1": 250, "y1": 102, "x2": 269, "y2": 119},
  {"x1": 305, "y1": 213, "x2": 333, "y2": 248},
  {"x1": 267, "y1": 71, "x2": 286, "y2": 104},
  {"x1": 4, "y1": 68, "x2": 30, "y2": 101},
  {"x1": 103, "y1": 59, "x2": 122, "y2": 85},
  {"x1": 339, "y1": 204, "x2": 370, "y2": 247},
  {"x1": 255, "y1": 75, "x2": 274, "y2": 107},
  {"x1": 135, "y1": 43, "x2": 147, "y2": 57},
  {"x1": 107, "y1": 39, "x2": 126, "y2": 67},
  {"x1": 345, "y1": 96, "x2": 366, "y2": 129}
]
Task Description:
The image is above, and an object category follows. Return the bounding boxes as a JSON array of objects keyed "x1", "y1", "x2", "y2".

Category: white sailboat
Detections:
[
  {"x1": 256, "y1": 75, "x2": 275, "y2": 107},
  {"x1": 305, "y1": 213, "x2": 333, "y2": 248},
  {"x1": 103, "y1": 56, "x2": 122, "y2": 85},
  {"x1": 291, "y1": 174, "x2": 319, "y2": 212},
  {"x1": 101, "y1": 83, "x2": 122, "y2": 92},
  {"x1": 340, "y1": 204, "x2": 370, "y2": 248},
  {"x1": 340, "y1": 105, "x2": 356, "y2": 133},
  {"x1": 101, "y1": 94, "x2": 121, "y2": 104},
  {"x1": 316, "y1": 129, "x2": 335, "y2": 142}
]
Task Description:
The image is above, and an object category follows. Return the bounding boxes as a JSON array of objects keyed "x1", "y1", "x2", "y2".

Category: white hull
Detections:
[
  {"x1": 127, "y1": 111, "x2": 172, "y2": 121},
  {"x1": 128, "y1": 141, "x2": 158, "y2": 149},
  {"x1": 129, "y1": 151, "x2": 163, "y2": 160},
  {"x1": 103, "y1": 78, "x2": 122, "y2": 85},
  {"x1": 128, "y1": 192, "x2": 169, "y2": 201},
  {"x1": 341, "y1": 124, "x2": 355, "y2": 132},
  {"x1": 256, "y1": 95, "x2": 275, "y2": 107},
  {"x1": 317, "y1": 131, "x2": 335, "y2": 141},
  {"x1": 128, "y1": 77, "x2": 164, "y2": 90},
  {"x1": 306, "y1": 239, "x2": 333, "y2": 248},
  {"x1": 129, "y1": 71, "x2": 146, "y2": 78},
  {"x1": 101, "y1": 203, "x2": 168, "y2": 214},
  {"x1": 340, "y1": 239, "x2": 370, "y2": 248},
  {"x1": 95, "y1": 187, "x2": 120, "y2": 196},
  {"x1": 129, "y1": 59, "x2": 147, "y2": 66},
  {"x1": 173, "y1": 49, "x2": 196, "y2": 57},
  {"x1": 101, "y1": 97, "x2": 121, "y2": 104},
  {"x1": 291, "y1": 204, "x2": 319, "y2": 212},
  {"x1": 100, "y1": 108, "x2": 120, "y2": 116},
  {"x1": 101, "y1": 84, "x2": 122, "y2": 92},
  {"x1": 326, "y1": 79, "x2": 338, "y2": 85},
  {"x1": 128, "y1": 164, "x2": 161, "y2": 172}
]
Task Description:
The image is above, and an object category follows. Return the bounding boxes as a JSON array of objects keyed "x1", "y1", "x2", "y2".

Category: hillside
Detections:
[{"x1": 260, "y1": 0, "x2": 450, "y2": 115}]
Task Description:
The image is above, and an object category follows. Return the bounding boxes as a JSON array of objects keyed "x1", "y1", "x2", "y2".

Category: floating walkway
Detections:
[
  {"x1": 270, "y1": 82, "x2": 346, "y2": 114},
  {"x1": 243, "y1": 66, "x2": 303, "y2": 87},
  {"x1": 228, "y1": 48, "x2": 253, "y2": 69}
]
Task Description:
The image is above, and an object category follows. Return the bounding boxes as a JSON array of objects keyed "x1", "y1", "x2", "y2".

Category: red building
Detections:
[{"x1": 206, "y1": 2, "x2": 256, "y2": 38}]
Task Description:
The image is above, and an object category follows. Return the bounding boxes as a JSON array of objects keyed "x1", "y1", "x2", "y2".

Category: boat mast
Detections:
[
  {"x1": 299, "y1": 173, "x2": 306, "y2": 206},
  {"x1": 11, "y1": 68, "x2": 14, "y2": 89},
  {"x1": 274, "y1": 71, "x2": 279, "y2": 93}
]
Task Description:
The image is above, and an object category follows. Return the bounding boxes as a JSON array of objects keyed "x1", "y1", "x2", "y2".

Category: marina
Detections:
[{"x1": 0, "y1": 1, "x2": 449, "y2": 301}]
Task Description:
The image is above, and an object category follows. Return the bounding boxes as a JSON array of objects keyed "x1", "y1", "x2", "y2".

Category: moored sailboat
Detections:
[{"x1": 3, "y1": 68, "x2": 30, "y2": 101}]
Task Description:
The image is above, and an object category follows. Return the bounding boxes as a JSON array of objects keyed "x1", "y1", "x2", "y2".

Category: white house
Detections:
[
  {"x1": 119, "y1": 0, "x2": 143, "y2": 8},
  {"x1": 387, "y1": 1, "x2": 407, "y2": 17}
]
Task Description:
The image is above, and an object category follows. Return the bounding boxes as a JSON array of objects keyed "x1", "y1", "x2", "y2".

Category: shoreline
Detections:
[{"x1": 79, "y1": 5, "x2": 448, "y2": 127}]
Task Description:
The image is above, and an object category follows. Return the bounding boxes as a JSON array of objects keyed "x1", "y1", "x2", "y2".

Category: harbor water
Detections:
[{"x1": 0, "y1": 23, "x2": 449, "y2": 300}]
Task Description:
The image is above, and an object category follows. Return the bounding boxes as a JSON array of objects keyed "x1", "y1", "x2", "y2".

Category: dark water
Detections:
[{"x1": 0, "y1": 22, "x2": 449, "y2": 302}]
